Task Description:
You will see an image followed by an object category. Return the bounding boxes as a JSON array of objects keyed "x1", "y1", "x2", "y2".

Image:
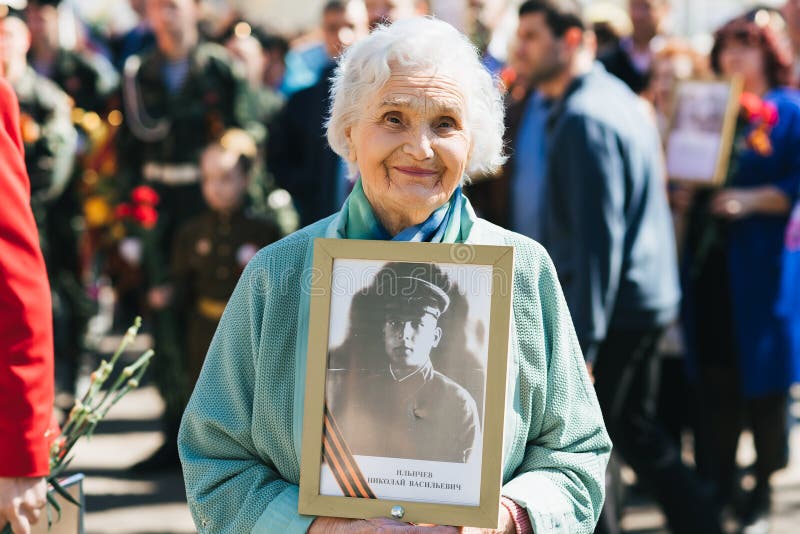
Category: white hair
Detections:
[{"x1": 326, "y1": 17, "x2": 507, "y2": 180}]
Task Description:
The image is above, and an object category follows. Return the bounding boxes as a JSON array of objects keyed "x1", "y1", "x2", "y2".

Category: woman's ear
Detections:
[{"x1": 345, "y1": 126, "x2": 357, "y2": 162}]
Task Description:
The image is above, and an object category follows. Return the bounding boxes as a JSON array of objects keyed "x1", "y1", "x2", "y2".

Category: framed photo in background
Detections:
[
  {"x1": 665, "y1": 78, "x2": 743, "y2": 186},
  {"x1": 299, "y1": 239, "x2": 514, "y2": 529}
]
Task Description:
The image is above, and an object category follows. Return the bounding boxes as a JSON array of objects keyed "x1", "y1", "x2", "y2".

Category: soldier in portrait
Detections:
[{"x1": 327, "y1": 262, "x2": 482, "y2": 464}]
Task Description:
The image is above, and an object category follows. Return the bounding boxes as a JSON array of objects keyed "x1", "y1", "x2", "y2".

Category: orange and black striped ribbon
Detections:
[{"x1": 323, "y1": 408, "x2": 376, "y2": 499}]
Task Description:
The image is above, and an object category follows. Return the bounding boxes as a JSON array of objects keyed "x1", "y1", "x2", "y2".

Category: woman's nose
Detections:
[{"x1": 403, "y1": 127, "x2": 434, "y2": 160}]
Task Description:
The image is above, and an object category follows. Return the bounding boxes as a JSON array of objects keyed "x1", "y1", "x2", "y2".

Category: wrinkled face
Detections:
[
  {"x1": 0, "y1": 17, "x2": 31, "y2": 68},
  {"x1": 383, "y1": 311, "x2": 441, "y2": 370},
  {"x1": 347, "y1": 68, "x2": 471, "y2": 225},
  {"x1": 718, "y1": 39, "x2": 766, "y2": 88},
  {"x1": 515, "y1": 12, "x2": 567, "y2": 86},
  {"x1": 200, "y1": 147, "x2": 248, "y2": 212},
  {"x1": 146, "y1": 0, "x2": 196, "y2": 43}
]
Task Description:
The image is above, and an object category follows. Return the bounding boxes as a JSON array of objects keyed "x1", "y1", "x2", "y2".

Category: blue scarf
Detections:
[{"x1": 331, "y1": 178, "x2": 468, "y2": 243}]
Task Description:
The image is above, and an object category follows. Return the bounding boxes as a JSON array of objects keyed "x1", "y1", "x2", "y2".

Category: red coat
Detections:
[{"x1": 0, "y1": 77, "x2": 55, "y2": 478}]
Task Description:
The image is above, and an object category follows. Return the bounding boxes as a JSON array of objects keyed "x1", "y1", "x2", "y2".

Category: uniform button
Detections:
[{"x1": 216, "y1": 266, "x2": 230, "y2": 279}]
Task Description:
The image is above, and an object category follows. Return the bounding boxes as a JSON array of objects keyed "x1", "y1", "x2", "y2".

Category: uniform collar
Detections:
[{"x1": 389, "y1": 359, "x2": 434, "y2": 385}]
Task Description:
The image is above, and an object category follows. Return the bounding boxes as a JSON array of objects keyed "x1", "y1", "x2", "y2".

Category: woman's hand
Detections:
[
  {"x1": 710, "y1": 189, "x2": 758, "y2": 219},
  {"x1": 711, "y1": 186, "x2": 791, "y2": 220},
  {"x1": 308, "y1": 504, "x2": 515, "y2": 534},
  {"x1": 309, "y1": 516, "x2": 460, "y2": 534},
  {"x1": 0, "y1": 476, "x2": 47, "y2": 534},
  {"x1": 460, "y1": 503, "x2": 516, "y2": 534}
]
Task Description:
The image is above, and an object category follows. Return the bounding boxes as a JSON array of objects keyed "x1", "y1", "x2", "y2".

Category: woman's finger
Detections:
[{"x1": 8, "y1": 510, "x2": 31, "y2": 534}]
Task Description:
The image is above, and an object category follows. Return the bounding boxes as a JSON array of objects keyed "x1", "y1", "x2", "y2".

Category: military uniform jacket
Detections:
[
  {"x1": 120, "y1": 42, "x2": 252, "y2": 178},
  {"x1": 12, "y1": 66, "x2": 78, "y2": 262},
  {"x1": 171, "y1": 209, "x2": 281, "y2": 310},
  {"x1": 31, "y1": 48, "x2": 119, "y2": 113},
  {"x1": 120, "y1": 42, "x2": 256, "y2": 285},
  {"x1": 327, "y1": 361, "x2": 481, "y2": 463},
  {"x1": 13, "y1": 66, "x2": 77, "y2": 203}
]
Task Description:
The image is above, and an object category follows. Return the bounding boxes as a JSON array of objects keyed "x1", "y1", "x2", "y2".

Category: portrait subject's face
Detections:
[
  {"x1": 347, "y1": 68, "x2": 471, "y2": 225},
  {"x1": 383, "y1": 313, "x2": 442, "y2": 371}
]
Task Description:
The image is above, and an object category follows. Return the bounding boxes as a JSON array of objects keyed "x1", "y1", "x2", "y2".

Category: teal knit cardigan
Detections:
[{"x1": 178, "y1": 215, "x2": 611, "y2": 534}]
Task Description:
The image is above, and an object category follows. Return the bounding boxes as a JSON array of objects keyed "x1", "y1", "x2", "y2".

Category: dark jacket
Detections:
[
  {"x1": 542, "y1": 64, "x2": 680, "y2": 361},
  {"x1": 598, "y1": 41, "x2": 650, "y2": 95},
  {"x1": 268, "y1": 63, "x2": 342, "y2": 228},
  {"x1": 465, "y1": 90, "x2": 531, "y2": 228}
]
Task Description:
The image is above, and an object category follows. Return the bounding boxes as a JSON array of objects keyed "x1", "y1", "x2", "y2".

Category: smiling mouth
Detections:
[{"x1": 393, "y1": 166, "x2": 440, "y2": 177}]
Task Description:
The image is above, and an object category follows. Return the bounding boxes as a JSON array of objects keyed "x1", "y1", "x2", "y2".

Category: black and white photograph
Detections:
[
  {"x1": 319, "y1": 259, "x2": 493, "y2": 506},
  {"x1": 665, "y1": 79, "x2": 741, "y2": 184}
]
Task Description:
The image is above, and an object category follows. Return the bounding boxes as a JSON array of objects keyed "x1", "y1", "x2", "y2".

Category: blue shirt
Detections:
[
  {"x1": 511, "y1": 93, "x2": 550, "y2": 240},
  {"x1": 281, "y1": 43, "x2": 332, "y2": 96}
]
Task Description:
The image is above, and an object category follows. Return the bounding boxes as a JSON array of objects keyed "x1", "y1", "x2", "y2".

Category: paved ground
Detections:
[{"x1": 61, "y1": 338, "x2": 800, "y2": 534}]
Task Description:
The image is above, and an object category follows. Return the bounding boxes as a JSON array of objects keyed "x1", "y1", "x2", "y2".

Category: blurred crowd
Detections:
[{"x1": 4, "y1": 0, "x2": 800, "y2": 532}]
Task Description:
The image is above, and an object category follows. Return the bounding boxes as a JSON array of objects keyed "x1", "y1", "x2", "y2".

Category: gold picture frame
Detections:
[
  {"x1": 299, "y1": 238, "x2": 514, "y2": 529},
  {"x1": 665, "y1": 77, "x2": 743, "y2": 186}
]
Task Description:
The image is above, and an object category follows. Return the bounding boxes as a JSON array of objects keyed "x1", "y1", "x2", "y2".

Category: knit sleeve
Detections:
[
  {"x1": 501, "y1": 243, "x2": 611, "y2": 534},
  {"x1": 178, "y1": 254, "x2": 314, "y2": 534}
]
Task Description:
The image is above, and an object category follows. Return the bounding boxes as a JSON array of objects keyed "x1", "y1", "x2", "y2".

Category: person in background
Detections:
[
  {"x1": 281, "y1": 0, "x2": 365, "y2": 95},
  {"x1": 599, "y1": 0, "x2": 670, "y2": 94},
  {"x1": 118, "y1": 0, "x2": 254, "y2": 472},
  {"x1": 171, "y1": 130, "x2": 281, "y2": 390},
  {"x1": 678, "y1": 13, "x2": 800, "y2": 533},
  {"x1": 1, "y1": 12, "x2": 81, "y2": 402},
  {"x1": 255, "y1": 31, "x2": 288, "y2": 92},
  {"x1": 0, "y1": 10, "x2": 56, "y2": 528},
  {"x1": 514, "y1": 2, "x2": 722, "y2": 533},
  {"x1": 783, "y1": 0, "x2": 800, "y2": 84},
  {"x1": 465, "y1": 8, "x2": 551, "y2": 236},
  {"x1": 26, "y1": 0, "x2": 118, "y2": 113},
  {"x1": 585, "y1": 1, "x2": 633, "y2": 59},
  {"x1": 222, "y1": 21, "x2": 297, "y2": 233},
  {"x1": 112, "y1": 0, "x2": 155, "y2": 71},
  {"x1": 646, "y1": 39, "x2": 710, "y2": 137},
  {"x1": 364, "y1": 0, "x2": 424, "y2": 30},
  {"x1": 268, "y1": 0, "x2": 368, "y2": 228}
]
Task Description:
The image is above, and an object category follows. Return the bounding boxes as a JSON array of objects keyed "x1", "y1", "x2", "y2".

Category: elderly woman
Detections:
[{"x1": 179, "y1": 18, "x2": 610, "y2": 534}]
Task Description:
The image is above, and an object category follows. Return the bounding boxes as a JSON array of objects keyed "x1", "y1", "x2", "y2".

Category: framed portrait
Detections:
[
  {"x1": 299, "y1": 239, "x2": 514, "y2": 529},
  {"x1": 665, "y1": 78, "x2": 743, "y2": 186}
]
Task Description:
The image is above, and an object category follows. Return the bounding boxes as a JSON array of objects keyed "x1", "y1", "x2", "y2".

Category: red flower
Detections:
[
  {"x1": 114, "y1": 203, "x2": 133, "y2": 219},
  {"x1": 132, "y1": 205, "x2": 158, "y2": 229},
  {"x1": 761, "y1": 102, "x2": 778, "y2": 127},
  {"x1": 740, "y1": 92, "x2": 763, "y2": 122},
  {"x1": 131, "y1": 185, "x2": 160, "y2": 206}
]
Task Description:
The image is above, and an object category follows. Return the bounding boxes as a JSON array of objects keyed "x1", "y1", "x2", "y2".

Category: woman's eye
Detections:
[
  {"x1": 384, "y1": 113, "x2": 403, "y2": 125},
  {"x1": 437, "y1": 117, "x2": 457, "y2": 129}
]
